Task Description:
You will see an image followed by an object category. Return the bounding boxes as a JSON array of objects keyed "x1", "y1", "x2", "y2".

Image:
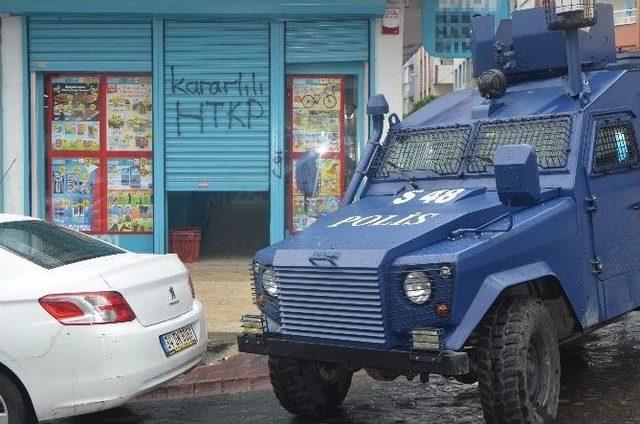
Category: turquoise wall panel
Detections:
[
  {"x1": 164, "y1": 21, "x2": 270, "y2": 192},
  {"x1": 28, "y1": 17, "x2": 152, "y2": 72},
  {"x1": 285, "y1": 20, "x2": 369, "y2": 64}
]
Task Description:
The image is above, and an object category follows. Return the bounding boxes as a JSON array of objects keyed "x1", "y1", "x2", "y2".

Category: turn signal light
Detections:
[
  {"x1": 39, "y1": 292, "x2": 136, "y2": 325},
  {"x1": 255, "y1": 293, "x2": 267, "y2": 310},
  {"x1": 435, "y1": 302, "x2": 452, "y2": 317}
]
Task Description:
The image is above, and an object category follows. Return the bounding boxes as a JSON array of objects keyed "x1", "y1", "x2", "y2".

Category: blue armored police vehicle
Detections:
[{"x1": 239, "y1": 2, "x2": 638, "y2": 422}]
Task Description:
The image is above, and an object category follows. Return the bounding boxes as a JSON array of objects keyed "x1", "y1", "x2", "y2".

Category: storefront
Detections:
[{"x1": 0, "y1": 0, "x2": 405, "y2": 255}]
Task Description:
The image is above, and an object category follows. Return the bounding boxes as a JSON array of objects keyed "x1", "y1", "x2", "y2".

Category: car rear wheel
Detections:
[
  {"x1": 268, "y1": 356, "x2": 352, "y2": 418},
  {"x1": 0, "y1": 372, "x2": 30, "y2": 424},
  {"x1": 477, "y1": 297, "x2": 560, "y2": 424}
]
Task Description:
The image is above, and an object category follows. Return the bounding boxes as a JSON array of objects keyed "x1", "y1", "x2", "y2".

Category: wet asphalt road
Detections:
[{"x1": 52, "y1": 312, "x2": 640, "y2": 424}]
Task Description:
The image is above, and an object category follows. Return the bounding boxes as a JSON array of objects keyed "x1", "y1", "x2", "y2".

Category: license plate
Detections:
[{"x1": 160, "y1": 324, "x2": 198, "y2": 357}]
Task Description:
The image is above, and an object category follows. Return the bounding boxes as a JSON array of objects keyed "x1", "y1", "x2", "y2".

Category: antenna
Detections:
[{"x1": 544, "y1": 0, "x2": 598, "y2": 97}]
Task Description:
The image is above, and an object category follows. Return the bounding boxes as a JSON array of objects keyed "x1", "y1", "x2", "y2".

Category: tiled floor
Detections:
[{"x1": 186, "y1": 256, "x2": 258, "y2": 333}]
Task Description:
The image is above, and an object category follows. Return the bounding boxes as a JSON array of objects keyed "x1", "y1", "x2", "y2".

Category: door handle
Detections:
[
  {"x1": 631, "y1": 202, "x2": 640, "y2": 210},
  {"x1": 272, "y1": 150, "x2": 283, "y2": 179}
]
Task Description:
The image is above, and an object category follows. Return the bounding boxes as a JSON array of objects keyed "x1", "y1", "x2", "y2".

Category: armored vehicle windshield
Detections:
[{"x1": 373, "y1": 115, "x2": 573, "y2": 180}]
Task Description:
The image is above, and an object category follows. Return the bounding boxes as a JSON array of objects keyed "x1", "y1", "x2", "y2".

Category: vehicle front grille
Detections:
[{"x1": 276, "y1": 267, "x2": 386, "y2": 345}]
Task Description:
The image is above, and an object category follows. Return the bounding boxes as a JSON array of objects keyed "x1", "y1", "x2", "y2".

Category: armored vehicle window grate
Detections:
[
  {"x1": 467, "y1": 116, "x2": 572, "y2": 173},
  {"x1": 375, "y1": 126, "x2": 472, "y2": 177},
  {"x1": 592, "y1": 120, "x2": 640, "y2": 174}
]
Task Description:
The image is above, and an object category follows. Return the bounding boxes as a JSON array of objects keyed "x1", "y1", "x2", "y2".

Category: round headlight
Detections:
[
  {"x1": 403, "y1": 271, "x2": 432, "y2": 304},
  {"x1": 261, "y1": 267, "x2": 278, "y2": 297}
]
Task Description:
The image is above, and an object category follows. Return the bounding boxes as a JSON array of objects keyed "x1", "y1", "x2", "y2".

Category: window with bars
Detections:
[
  {"x1": 372, "y1": 115, "x2": 573, "y2": 180},
  {"x1": 467, "y1": 116, "x2": 572, "y2": 173},
  {"x1": 374, "y1": 126, "x2": 472, "y2": 178},
  {"x1": 592, "y1": 120, "x2": 640, "y2": 174}
]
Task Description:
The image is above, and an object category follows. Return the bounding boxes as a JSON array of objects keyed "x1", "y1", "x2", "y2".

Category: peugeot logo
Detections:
[{"x1": 169, "y1": 286, "x2": 177, "y2": 301}]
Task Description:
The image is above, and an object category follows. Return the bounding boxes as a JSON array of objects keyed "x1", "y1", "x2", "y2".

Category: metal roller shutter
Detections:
[
  {"x1": 164, "y1": 21, "x2": 271, "y2": 192},
  {"x1": 28, "y1": 17, "x2": 152, "y2": 72},
  {"x1": 285, "y1": 20, "x2": 369, "y2": 64}
]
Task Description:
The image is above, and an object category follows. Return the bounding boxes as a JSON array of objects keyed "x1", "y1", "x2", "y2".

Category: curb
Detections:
[
  {"x1": 138, "y1": 375, "x2": 272, "y2": 401},
  {"x1": 137, "y1": 353, "x2": 271, "y2": 401}
]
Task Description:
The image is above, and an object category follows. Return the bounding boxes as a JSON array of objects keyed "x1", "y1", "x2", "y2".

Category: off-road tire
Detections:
[
  {"x1": 477, "y1": 297, "x2": 561, "y2": 424},
  {"x1": 0, "y1": 371, "x2": 31, "y2": 424},
  {"x1": 268, "y1": 356, "x2": 353, "y2": 418}
]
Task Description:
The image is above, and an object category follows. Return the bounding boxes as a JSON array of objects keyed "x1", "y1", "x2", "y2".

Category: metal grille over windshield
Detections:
[
  {"x1": 375, "y1": 125, "x2": 472, "y2": 178},
  {"x1": 467, "y1": 116, "x2": 572, "y2": 173}
]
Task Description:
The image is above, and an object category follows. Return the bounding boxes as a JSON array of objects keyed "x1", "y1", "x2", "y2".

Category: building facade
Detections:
[
  {"x1": 531, "y1": 0, "x2": 639, "y2": 50},
  {"x1": 0, "y1": 0, "x2": 406, "y2": 255},
  {"x1": 402, "y1": 46, "x2": 454, "y2": 114}
]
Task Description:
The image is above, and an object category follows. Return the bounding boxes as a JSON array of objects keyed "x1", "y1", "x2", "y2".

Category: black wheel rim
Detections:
[
  {"x1": 527, "y1": 332, "x2": 551, "y2": 407},
  {"x1": 0, "y1": 393, "x2": 8, "y2": 424}
]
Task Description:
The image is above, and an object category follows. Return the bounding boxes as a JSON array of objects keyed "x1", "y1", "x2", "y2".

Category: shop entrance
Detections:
[
  {"x1": 167, "y1": 191, "x2": 269, "y2": 260},
  {"x1": 167, "y1": 191, "x2": 268, "y2": 331}
]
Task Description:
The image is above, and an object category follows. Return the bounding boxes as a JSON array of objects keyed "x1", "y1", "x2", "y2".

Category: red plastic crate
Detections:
[{"x1": 169, "y1": 228, "x2": 202, "y2": 263}]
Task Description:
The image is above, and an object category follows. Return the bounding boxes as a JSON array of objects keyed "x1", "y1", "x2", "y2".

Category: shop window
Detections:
[
  {"x1": 592, "y1": 120, "x2": 639, "y2": 174},
  {"x1": 46, "y1": 74, "x2": 153, "y2": 234},
  {"x1": 285, "y1": 75, "x2": 359, "y2": 235}
]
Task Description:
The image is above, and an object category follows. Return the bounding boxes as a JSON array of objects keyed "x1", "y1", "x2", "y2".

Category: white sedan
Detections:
[{"x1": 0, "y1": 214, "x2": 207, "y2": 423}]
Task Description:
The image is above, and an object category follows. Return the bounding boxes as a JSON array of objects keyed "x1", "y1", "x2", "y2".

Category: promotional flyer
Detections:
[
  {"x1": 51, "y1": 77, "x2": 100, "y2": 151},
  {"x1": 107, "y1": 76, "x2": 153, "y2": 151},
  {"x1": 107, "y1": 158, "x2": 153, "y2": 233},
  {"x1": 50, "y1": 157, "x2": 100, "y2": 231},
  {"x1": 288, "y1": 76, "x2": 344, "y2": 233}
]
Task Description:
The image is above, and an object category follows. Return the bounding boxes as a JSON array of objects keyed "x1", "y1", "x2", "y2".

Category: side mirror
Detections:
[
  {"x1": 295, "y1": 150, "x2": 320, "y2": 198},
  {"x1": 494, "y1": 144, "x2": 541, "y2": 206}
]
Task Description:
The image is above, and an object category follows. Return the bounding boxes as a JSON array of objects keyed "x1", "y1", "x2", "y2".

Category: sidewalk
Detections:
[
  {"x1": 186, "y1": 258, "x2": 259, "y2": 333},
  {"x1": 141, "y1": 353, "x2": 270, "y2": 401}
]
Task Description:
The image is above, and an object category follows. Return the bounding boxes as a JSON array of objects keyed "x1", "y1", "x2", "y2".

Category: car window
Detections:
[
  {"x1": 592, "y1": 120, "x2": 639, "y2": 174},
  {"x1": 0, "y1": 220, "x2": 124, "y2": 269}
]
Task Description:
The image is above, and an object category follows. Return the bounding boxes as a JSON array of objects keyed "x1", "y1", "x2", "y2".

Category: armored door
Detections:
[{"x1": 587, "y1": 114, "x2": 640, "y2": 319}]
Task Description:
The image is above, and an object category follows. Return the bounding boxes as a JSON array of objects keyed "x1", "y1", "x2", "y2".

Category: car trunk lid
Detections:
[{"x1": 99, "y1": 254, "x2": 193, "y2": 326}]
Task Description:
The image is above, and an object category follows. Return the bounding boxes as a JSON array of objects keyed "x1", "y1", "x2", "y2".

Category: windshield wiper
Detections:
[
  {"x1": 386, "y1": 161, "x2": 419, "y2": 190},
  {"x1": 463, "y1": 153, "x2": 494, "y2": 165}
]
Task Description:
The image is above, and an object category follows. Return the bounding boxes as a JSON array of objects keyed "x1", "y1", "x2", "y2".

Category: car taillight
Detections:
[
  {"x1": 188, "y1": 274, "x2": 196, "y2": 299},
  {"x1": 39, "y1": 292, "x2": 136, "y2": 325}
]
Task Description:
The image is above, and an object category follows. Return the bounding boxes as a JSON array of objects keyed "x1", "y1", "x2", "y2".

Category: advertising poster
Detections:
[
  {"x1": 51, "y1": 77, "x2": 100, "y2": 151},
  {"x1": 50, "y1": 158, "x2": 100, "y2": 231},
  {"x1": 289, "y1": 76, "x2": 344, "y2": 233},
  {"x1": 291, "y1": 77, "x2": 342, "y2": 154},
  {"x1": 107, "y1": 158, "x2": 153, "y2": 233},
  {"x1": 107, "y1": 76, "x2": 153, "y2": 151}
]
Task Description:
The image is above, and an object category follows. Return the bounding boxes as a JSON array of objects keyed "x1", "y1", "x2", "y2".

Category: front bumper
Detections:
[{"x1": 238, "y1": 333, "x2": 469, "y2": 376}]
